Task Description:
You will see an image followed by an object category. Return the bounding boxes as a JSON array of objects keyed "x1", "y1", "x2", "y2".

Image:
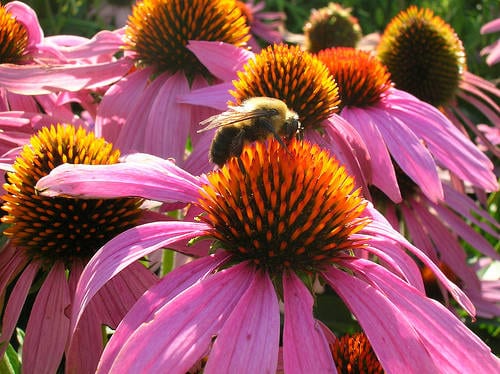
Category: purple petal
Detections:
[
  {"x1": 5, "y1": 2, "x2": 43, "y2": 47},
  {"x1": 97, "y1": 253, "x2": 229, "y2": 373},
  {"x1": 341, "y1": 107, "x2": 401, "y2": 202},
  {"x1": 0, "y1": 59, "x2": 133, "y2": 95},
  {"x1": 343, "y1": 259, "x2": 500, "y2": 372},
  {"x1": 23, "y1": 262, "x2": 70, "y2": 374},
  {"x1": 369, "y1": 106, "x2": 443, "y2": 202},
  {"x1": 70, "y1": 221, "x2": 210, "y2": 340},
  {"x1": 95, "y1": 68, "x2": 151, "y2": 143},
  {"x1": 283, "y1": 272, "x2": 336, "y2": 373},
  {"x1": 206, "y1": 270, "x2": 280, "y2": 373},
  {"x1": 36, "y1": 156, "x2": 202, "y2": 202},
  {"x1": 363, "y1": 204, "x2": 475, "y2": 314},
  {"x1": 324, "y1": 264, "x2": 439, "y2": 372},
  {"x1": 99, "y1": 262, "x2": 255, "y2": 373},
  {"x1": 178, "y1": 81, "x2": 234, "y2": 110},
  {"x1": 187, "y1": 40, "x2": 254, "y2": 81},
  {"x1": 0, "y1": 261, "x2": 37, "y2": 358}
]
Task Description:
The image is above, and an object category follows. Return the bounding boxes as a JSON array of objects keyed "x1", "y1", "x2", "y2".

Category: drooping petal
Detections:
[
  {"x1": 206, "y1": 269, "x2": 280, "y2": 373},
  {"x1": 283, "y1": 272, "x2": 336, "y2": 373},
  {"x1": 146, "y1": 71, "x2": 191, "y2": 160},
  {"x1": 70, "y1": 221, "x2": 210, "y2": 339},
  {"x1": 368, "y1": 106, "x2": 443, "y2": 202},
  {"x1": 99, "y1": 262, "x2": 255, "y2": 373},
  {"x1": 362, "y1": 203, "x2": 475, "y2": 314},
  {"x1": 95, "y1": 68, "x2": 151, "y2": 143},
  {"x1": 22, "y1": 262, "x2": 70, "y2": 374},
  {"x1": 65, "y1": 261, "x2": 104, "y2": 374},
  {"x1": 187, "y1": 40, "x2": 254, "y2": 81},
  {"x1": 36, "y1": 156, "x2": 202, "y2": 202},
  {"x1": 324, "y1": 264, "x2": 439, "y2": 373},
  {"x1": 0, "y1": 60, "x2": 133, "y2": 95},
  {"x1": 0, "y1": 261, "x2": 37, "y2": 358},
  {"x1": 5, "y1": 1, "x2": 43, "y2": 47},
  {"x1": 344, "y1": 259, "x2": 500, "y2": 373},
  {"x1": 97, "y1": 253, "x2": 229, "y2": 373}
]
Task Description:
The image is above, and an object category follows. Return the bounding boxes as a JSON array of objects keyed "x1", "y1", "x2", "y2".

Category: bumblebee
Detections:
[{"x1": 198, "y1": 97, "x2": 302, "y2": 166}]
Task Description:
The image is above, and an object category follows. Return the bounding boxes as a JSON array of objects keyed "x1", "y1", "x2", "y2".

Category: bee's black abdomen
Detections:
[{"x1": 210, "y1": 125, "x2": 245, "y2": 167}]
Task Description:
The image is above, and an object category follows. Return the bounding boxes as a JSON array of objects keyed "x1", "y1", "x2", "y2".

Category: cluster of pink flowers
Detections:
[{"x1": 0, "y1": 1, "x2": 498, "y2": 373}]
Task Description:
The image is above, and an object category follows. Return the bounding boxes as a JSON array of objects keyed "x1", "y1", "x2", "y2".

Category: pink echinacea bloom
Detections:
[{"x1": 37, "y1": 138, "x2": 500, "y2": 373}]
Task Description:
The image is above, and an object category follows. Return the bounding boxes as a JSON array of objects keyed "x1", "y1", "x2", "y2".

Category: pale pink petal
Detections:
[
  {"x1": 0, "y1": 59, "x2": 133, "y2": 95},
  {"x1": 5, "y1": 1, "x2": 43, "y2": 47},
  {"x1": 481, "y1": 18, "x2": 500, "y2": 34},
  {"x1": 0, "y1": 261, "x2": 37, "y2": 358},
  {"x1": 70, "y1": 221, "x2": 210, "y2": 338},
  {"x1": 206, "y1": 270, "x2": 280, "y2": 373},
  {"x1": 36, "y1": 158, "x2": 202, "y2": 202},
  {"x1": 371, "y1": 106, "x2": 443, "y2": 201},
  {"x1": 341, "y1": 107, "x2": 401, "y2": 202},
  {"x1": 23, "y1": 262, "x2": 70, "y2": 374},
  {"x1": 178, "y1": 81, "x2": 234, "y2": 110},
  {"x1": 95, "y1": 68, "x2": 151, "y2": 142},
  {"x1": 97, "y1": 253, "x2": 229, "y2": 373},
  {"x1": 325, "y1": 264, "x2": 439, "y2": 373},
  {"x1": 283, "y1": 272, "x2": 336, "y2": 373},
  {"x1": 45, "y1": 28, "x2": 125, "y2": 61},
  {"x1": 345, "y1": 259, "x2": 500, "y2": 372},
  {"x1": 187, "y1": 40, "x2": 254, "y2": 81},
  {"x1": 99, "y1": 262, "x2": 255, "y2": 373}
]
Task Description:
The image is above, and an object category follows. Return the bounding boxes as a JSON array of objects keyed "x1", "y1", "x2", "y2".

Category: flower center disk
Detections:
[
  {"x1": 317, "y1": 47, "x2": 392, "y2": 109},
  {"x1": 231, "y1": 43, "x2": 340, "y2": 130},
  {"x1": 1, "y1": 125, "x2": 143, "y2": 267},
  {"x1": 330, "y1": 332, "x2": 384, "y2": 374},
  {"x1": 197, "y1": 138, "x2": 369, "y2": 276},
  {"x1": 377, "y1": 6, "x2": 465, "y2": 107},
  {"x1": 0, "y1": 5, "x2": 28, "y2": 64},
  {"x1": 126, "y1": 0, "x2": 250, "y2": 77}
]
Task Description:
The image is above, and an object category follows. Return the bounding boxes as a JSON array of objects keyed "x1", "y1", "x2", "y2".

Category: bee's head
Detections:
[{"x1": 281, "y1": 111, "x2": 303, "y2": 140}]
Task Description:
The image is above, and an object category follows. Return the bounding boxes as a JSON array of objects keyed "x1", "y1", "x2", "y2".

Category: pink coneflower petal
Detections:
[
  {"x1": 430, "y1": 199, "x2": 500, "y2": 260},
  {"x1": 205, "y1": 269, "x2": 280, "y2": 373},
  {"x1": 187, "y1": 40, "x2": 254, "y2": 81},
  {"x1": 283, "y1": 272, "x2": 335, "y2": 373},
  {"x1": 367, "y1": 107, "x2": 443, "y2": 201},
  {"x1": 5, "y1": 1, "x2": 43, "y2": 48},
  {"x1": 0, "y1": 59, "x2": 133, "y2": 95},
  {"x1": 23, "y1": 262, "x2": 70, "y2": 374},
  {"x1": 115, "y1": 71, "x2": 191, "y2": 160},
  {"x1": 97, "y1": 253, "x2": 228, "y2": 373},
  {"x1": 65, "y1": 261, "x2": 104, "y2": 374},
  {"x1": 95, "y1": 68, "x2": 151, "y2": 142},
  {"x1": 37, "y1": 156, "x2": 202, "y2": 202},
  {"x1": 325, "y1": 263, "x2": 438, "y2": 372},
  {"x1": 340, "y1": 107, "x2": 401, "y2": 202},
  {"x1": 44, "y1": 28, "x2": 125, "y2": 62},
  {"x1": 99, "y1": 262, "x2": 255, "y2": 373},
  {"x1": 70, "y1": 221, "x2": 211, "y2": 337},
  {"x1": 0, "y1": 261, "x2": 37, "y2": 358},
  {"x1": 348, "y1": 259, "x2": 500, "y2": 372},
  {"x1": 363, "y1": 206, "x2": 475, "y2": 315},
  {"x1": 177, "y1": 81, "x2": 234, "y2": 111}
]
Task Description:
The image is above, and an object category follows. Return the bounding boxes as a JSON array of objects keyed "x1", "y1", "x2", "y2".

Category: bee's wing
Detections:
[{"x1": 197, "y1": 107, "x2": 278, "y2": 133}]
